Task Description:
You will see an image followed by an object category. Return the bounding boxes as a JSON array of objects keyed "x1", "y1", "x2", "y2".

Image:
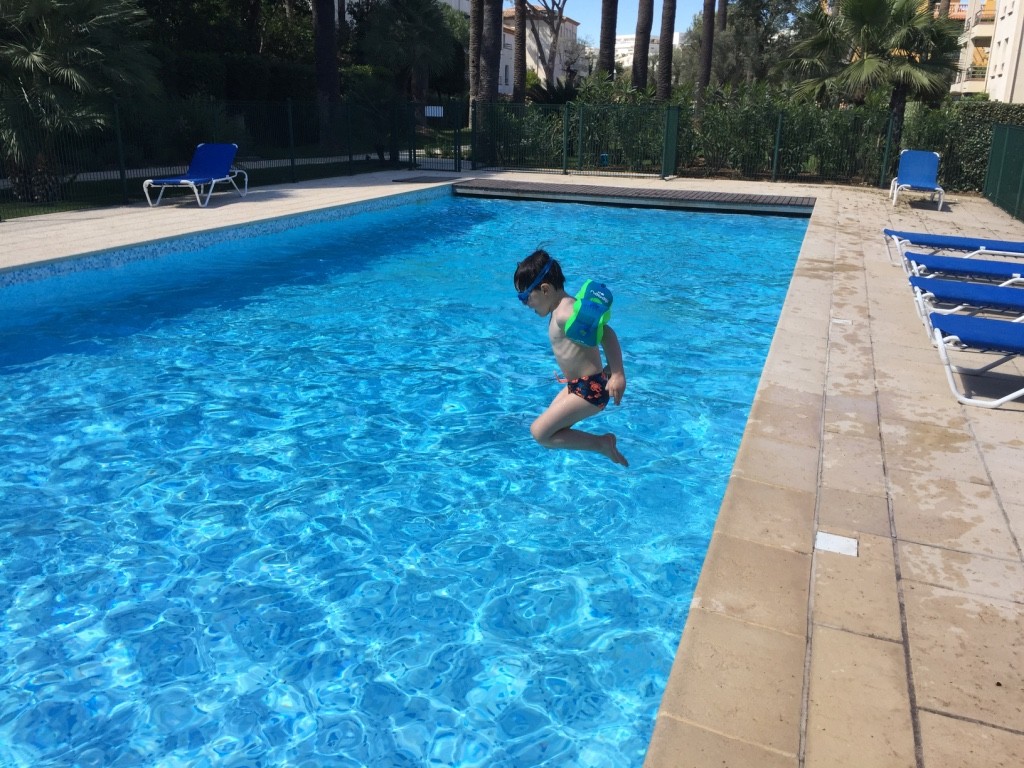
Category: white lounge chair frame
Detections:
[
  {"x1": 933, "y1": 326, "x2": 1024, "y2": 409},
  {"x1": 143, "y1": 168, "x2": 248, "y2": 208},
  {"x1": 143, "y1": 143, "x2": 249, "y2": 207}
]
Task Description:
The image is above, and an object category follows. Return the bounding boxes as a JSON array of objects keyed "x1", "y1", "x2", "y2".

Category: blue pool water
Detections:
[{"x1": 0, "y1": 193, "x2": 806, "y2": 768}]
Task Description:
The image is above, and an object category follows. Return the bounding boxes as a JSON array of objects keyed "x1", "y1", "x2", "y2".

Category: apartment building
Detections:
[
  {"x1": 437, "y1": 1, "x2": 583, "y2": 94},
  {"x1": 614, "y1": 33, "x2": 685, "y2": 70},
  {"x1": 950, "y1": 0, "x2": 1024, "y2": 102},
  {"x1": 497, "y1": 7, "x2": 584, "y2": 94}
]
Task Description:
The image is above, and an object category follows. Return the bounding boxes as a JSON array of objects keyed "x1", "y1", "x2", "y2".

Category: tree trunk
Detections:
[
  {"x1": 479, "y1": 0, "x2": 502, "y2": 102},
  {"x1": 656, "y1": 0, "x2": 677, "y2": 100},
  {"x1": 698, "y1": 0, "x2": 715, "y2": 93},
  {"x1": 888, "y1": 83, "x2": 909, "y2": 171},
  {"x1": 312, "y1": 0, "x2": 339, "y2": 149},
  {"x1": 938, "y1": 0, "x2": 950, "y2": 17},
  {"x1": 513, "y1": 0, "x2": 527, "y2": 102},
  {"x1": 597, "y1": 0, "x2": 618, "y2": 78},
  {"x1": 244, "y1": 0, "x2": 262, "y2": 52},
  {"x1": 632, "y1": 0, "x2": 654, "y2": 90},
  {"x1": 469, "y1": 0, "x2": 483, "y2": 104},
  {"x1": 717, "y1": 0, "x2": 727, "y2": 32},
  {"x1": 312, "y1": 0, "x2": 339, "y2": 103},
  {"x1": 525, "y1": 2, "x2": 568, "y2": 89}
]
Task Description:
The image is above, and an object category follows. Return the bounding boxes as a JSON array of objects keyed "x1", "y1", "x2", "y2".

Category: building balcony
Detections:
[
  {"x1": 946, "y1": 3, "x2": 968, "y2": 21},
  {"x1": 951, "y1": 64, "x2": 988, "y2": 94},
  {"x1": 959, "y1": 7, "x2": 996, "y2": 44},
  {"x1": 960, "y1": 26, "x2": 992, "y2": 46},
  {"x1": 951, "y1": 77, "x2": 988, "y2": 94}
]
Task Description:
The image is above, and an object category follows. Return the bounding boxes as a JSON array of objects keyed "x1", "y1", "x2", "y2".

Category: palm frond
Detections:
[{"x1": 782, "y1": 0, "x2": 962, "y2": 108}]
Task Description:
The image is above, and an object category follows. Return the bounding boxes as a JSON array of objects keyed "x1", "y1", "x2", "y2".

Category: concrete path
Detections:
[{"x1": 3, "y1": 170, "x2": 1022, "y2": 768}]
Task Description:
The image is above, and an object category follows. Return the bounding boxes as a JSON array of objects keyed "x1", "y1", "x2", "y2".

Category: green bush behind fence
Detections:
[{"x1": 3, "y1": 95, "x2": 1023, "y2": 221}]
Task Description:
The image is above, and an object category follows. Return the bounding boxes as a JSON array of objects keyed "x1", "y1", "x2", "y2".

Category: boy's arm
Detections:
[{"x1": 601, "y1": 326, "x2": 626, "y2": 405}]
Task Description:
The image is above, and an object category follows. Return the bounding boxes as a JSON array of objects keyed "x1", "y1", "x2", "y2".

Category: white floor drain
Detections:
[{"x1": 815, "y1": 531, "x2": 858, "y2": 556}]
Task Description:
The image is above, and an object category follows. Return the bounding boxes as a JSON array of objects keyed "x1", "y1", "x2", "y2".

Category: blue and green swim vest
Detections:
[{"x1": 564, "y1": 280, "x2": 612, "y2": 347}]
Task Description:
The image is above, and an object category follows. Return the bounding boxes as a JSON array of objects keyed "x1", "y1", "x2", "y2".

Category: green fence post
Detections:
[
  {"x1": 454, "y1": 101, "x2": 462, "y2": 173},
  {"x1": 346, "y1": 103, "x2": 354, "y2": 176},
  {"x1": 287, "y1": 99, "x2": 297, "y2": 183},
  {"x1": 470, "y1": 101, "x2": 477, "y2": 170},
  {"x1": 114, "y1": 99, "x2": 128, "y2": 204},
  {"x1": 389, "y1": 103, "x2": 399, "y2": 167},
  {"x1": 771, "y1": 111, "x2": 783, "y2": 183},
  {"x1": 576, "y1": 104, "x2": 585, "y2": 172},
  {"x1": 562, "y1": 104, "x2": 570, "y2": 174},
  {"x1": 661, "y1": 106, "x2": 679, "y2": 179},
  {"x1": 410, "y1": 103, "x2": 417, "y2": 168},
  {"x1": 879, "y1": 111, "x2": 894, "y2": 188}
]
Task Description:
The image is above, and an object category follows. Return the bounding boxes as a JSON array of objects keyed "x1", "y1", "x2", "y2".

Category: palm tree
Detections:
[
  {"x1": 717, "y1": 0, "x2": 728, "y2": 32},
  {"x1": 513, "y1": 0, "x2": 527, "y2": 102},
  {"x1": 0, "y1": 0, "x2": 159, "y2": 202},
  {"x1": 632, "y1": 0, "x2": 655, "y2": 90},
  {"x1": 479, "y1": 0, "x2": 502, "y2": 101},
  {"x1": 783, "y1": 0, "x2": 961, "y2": 154},
  {"x1": 597, "y1": 0, "x2": 618, "y2": 78},
  {"x1": 469, "y1": 0, "x2": 482, "y2": 103},
  {"x1": 312, "y1": 0, "x2": 339, "y2": 105},
  {"x1": 698, "y1": 0, "x2": 716, "y2": 93},
  {"x1": 656, "y1": 0, "x2": 678, "y2": 99}
]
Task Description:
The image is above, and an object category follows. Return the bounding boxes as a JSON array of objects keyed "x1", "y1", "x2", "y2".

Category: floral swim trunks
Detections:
[{"x1": 566, "y1": 368, "x2": 610, "y2": 408}]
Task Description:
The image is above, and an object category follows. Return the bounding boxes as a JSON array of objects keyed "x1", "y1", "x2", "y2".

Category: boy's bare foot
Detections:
[{"x1": 600, "y1": 434, "x2": 629, "y2": 467}]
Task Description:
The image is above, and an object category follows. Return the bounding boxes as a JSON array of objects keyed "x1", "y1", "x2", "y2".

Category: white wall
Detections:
[{"x1": 986, "y1": 0, "x2": 1024, "y2": 102}]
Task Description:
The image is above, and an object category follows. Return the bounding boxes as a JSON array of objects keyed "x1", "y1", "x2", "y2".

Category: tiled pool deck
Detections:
[{"x1": 3, "y1": 171, "x2": 1023, "y2": 767}]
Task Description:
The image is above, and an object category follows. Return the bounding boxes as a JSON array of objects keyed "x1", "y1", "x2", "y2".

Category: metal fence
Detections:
[
  {"x1": 470, "y1": 101, "x2": 894, "y2": 186},
  {"x1": 470, "y1": 102, "x2": 670, "y2": 176},
  {"x1": 1, "y1": 96, "x2": 1010, "y2": 221},
  {"x1": 984, "y1": 123, "x2": 1024, "y2": 220},
  {"x1": 0, "y1": 98, "x2": 469, "y2": 221}
]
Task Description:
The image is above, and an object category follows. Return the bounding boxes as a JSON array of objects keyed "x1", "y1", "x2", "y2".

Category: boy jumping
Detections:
[{"x1": 514, "y1": 249, "x2": 628, "y2": 467}]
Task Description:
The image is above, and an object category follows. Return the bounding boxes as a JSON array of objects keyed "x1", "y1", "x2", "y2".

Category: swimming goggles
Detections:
[{"x1": 517, "y1": 260, "x2": 553, "y2": 304}]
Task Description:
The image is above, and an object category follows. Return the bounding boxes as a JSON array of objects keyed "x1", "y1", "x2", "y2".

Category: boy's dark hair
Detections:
[{"x1": 514, "y1": 249, "x2": 565, "y2": 293}]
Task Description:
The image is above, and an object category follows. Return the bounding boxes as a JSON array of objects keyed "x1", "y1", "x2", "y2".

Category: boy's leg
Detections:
[{"x1": 531, "y1": 388, "x2": 628, "y2": 466}]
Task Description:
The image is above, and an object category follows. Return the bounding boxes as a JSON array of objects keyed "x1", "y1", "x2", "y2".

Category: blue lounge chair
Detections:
[
  {"x1": 884, "y1": 228, "x2": 1024, "y2": 262},
  {"x1": 143, "y1": 143, "x2": 248, "y2": 207},
  {"x1": 930, "y1": 313, "x2": 1024, "y2": 408},
  {"x1": 890, "y1": 150, "x2": 944, "y2": 210},
  {"x1": 909, "y1": 276, "x2": 1024, "y2": 330},
  {"x1": 904, "y1": 252, "x2": 1024, "y2": 285}
]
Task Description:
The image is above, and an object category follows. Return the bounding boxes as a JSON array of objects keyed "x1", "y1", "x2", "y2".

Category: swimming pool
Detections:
[{"x1": 0, "y1": 193, "x2": 807, "y2": 767}]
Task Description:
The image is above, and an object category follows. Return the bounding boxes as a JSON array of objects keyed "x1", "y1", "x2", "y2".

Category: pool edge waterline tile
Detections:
[{"x1": 0, "y1": 185, "x2": 450, "y2": 289}]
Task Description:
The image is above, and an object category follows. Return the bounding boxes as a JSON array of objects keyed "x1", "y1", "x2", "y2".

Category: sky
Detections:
[{"x1": 564, "y1": 0, "x2": 707, "y2": 44}]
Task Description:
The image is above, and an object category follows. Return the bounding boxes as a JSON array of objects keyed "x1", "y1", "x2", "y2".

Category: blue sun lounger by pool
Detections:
[
  {"x1": 889, "y1": 150, "x2": 944, "y2": 210},
  {"x1": 143, "y1": 143, "x2": 248, "y2": 207},
  {"x1": 884, "y1": 228, "x2": 1024, "y2": 264},
  {"x1": 909, "y1": 276, "x2": 1024, "y2": 328},
  {"x1": 903, "y1": 252, "x2": 1024, "y2": 284},
  {"x1": 930, "y1": 313, "x2": 1024, "y2": 408}
]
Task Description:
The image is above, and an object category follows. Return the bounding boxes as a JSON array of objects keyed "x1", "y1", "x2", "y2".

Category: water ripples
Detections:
[{"x1": 0, "y1": 197, "x2": 805, "y2": 767}]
